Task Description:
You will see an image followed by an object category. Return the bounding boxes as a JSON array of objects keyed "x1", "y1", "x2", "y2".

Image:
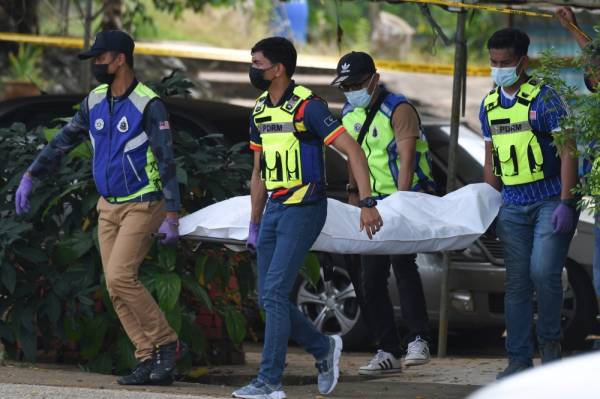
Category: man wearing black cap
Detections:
[
  {"x1": 332, "y1": 51, "x2": 435, "y2": 375},
  {"x1": 13, "y1": 30, "x2": 186, "y2": 385}
]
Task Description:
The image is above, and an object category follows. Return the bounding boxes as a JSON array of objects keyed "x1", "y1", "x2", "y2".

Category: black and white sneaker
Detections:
[
  {"x1": 404, "y1": 336, "x2": 431, "y2": 366},
  {"x1": 358, "y1": 350, "x2": 402, "y2": 375}
]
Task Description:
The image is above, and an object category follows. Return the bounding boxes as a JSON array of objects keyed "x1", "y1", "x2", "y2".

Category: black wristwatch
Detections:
[
  {"x1": 346, "y1": 184, "x2": 359, "y2": 194},
  {"x1": 358, "y1": 197, "x2": 377, "y2": 208}
]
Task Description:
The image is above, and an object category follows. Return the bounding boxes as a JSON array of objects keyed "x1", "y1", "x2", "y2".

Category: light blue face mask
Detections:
[
  {"x1": 344, "y1": 75, "x2": 374, "y2": 108},
  {"x1": 491, "y1": 57, "x2": 523, "y2": 87}
]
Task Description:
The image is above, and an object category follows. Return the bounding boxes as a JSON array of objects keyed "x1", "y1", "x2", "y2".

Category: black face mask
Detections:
[
  {"x1": 249, "y1": 67, "x2": 272, "y2": 91},
  {"x1": 92, "y1": 63, "x2": 116, "y2": 85}
]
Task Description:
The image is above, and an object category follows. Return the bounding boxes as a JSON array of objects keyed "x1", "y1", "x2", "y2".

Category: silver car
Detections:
[{"x1": 292, "y1": 122, "x2": 597, "y2": 350}]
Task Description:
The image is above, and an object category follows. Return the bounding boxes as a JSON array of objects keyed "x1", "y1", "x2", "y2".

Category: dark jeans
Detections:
[
  {"x1": 352, "y1": 254, "x2": 430, "y2": 355},
  {"x1": 256, "y1": 198, "x2": 330, "y2": 385},
  {"x1": 497, "y1": 198, "x2": 576, "y2": 365}
]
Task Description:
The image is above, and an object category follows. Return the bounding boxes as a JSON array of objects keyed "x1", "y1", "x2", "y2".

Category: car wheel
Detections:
[
  {"x1": 561, "y1": 259, "x2": 597, "y2": 350},
  {"x1": 292, "y1": 265, "x2": 368, "y2": 348}
]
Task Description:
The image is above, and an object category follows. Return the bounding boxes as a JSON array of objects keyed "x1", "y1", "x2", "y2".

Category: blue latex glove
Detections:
[
  {"x1": 158, "y1": 216, "x2": 179, "y2": 246},
  {"x1": 552, "y1": 203, "x2": 575, "y2": 234},
  {"x1": 247, "y1": 222, "x2": 260, "y2": 252},
  {"x1": 15, "y1": 174, "x2": 33, "y2": 215}
]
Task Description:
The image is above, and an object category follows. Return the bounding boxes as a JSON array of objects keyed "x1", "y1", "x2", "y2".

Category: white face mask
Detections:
[
  {"x1": 344, "y1": 75, "x2": 375, "y2": 108},
  {"x1": 491, "y1": 57, "x2": 523, "y2": 87}
]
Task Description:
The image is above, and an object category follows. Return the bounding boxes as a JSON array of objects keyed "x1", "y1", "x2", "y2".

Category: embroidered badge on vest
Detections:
[
  {"x1": 354, "y1": 123, "x2": 362, "y2": 132},
  {"x1": 117, "y1": 116, "x2": 129, "y2": 133},
  {"x1": 94, "y1": 118, "x2": 104, "y2": 130}
]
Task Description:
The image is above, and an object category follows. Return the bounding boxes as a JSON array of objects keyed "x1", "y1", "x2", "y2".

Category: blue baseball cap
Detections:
[{"x1": 78, "y1": 30, "x2": 135, "y2": 60}]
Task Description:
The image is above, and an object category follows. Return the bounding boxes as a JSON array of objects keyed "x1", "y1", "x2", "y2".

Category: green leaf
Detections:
[
  {"x1": 223, "y1": 307, "x2": 245, "y2": 345},
  {"x1": 194, "y1": 255, "x2": 208, "y2": 280},
  {"x1": 12, "y1": 244, "x2": 47, "y2": 263},
  {"x1": 181, "y1": 275, "x2": 212, "y2": 310},
  {"x1": 52, "y1": 231, "x2": 94, "y2": 267},
  {"x1": 18, "y1": 327, "x2": 37, "y2": 361},
  {"x1": 300, "y1": 252, "x2": 321, "y2": 286},
  {"x1": 41, "y1": 293, "x2": 61, "y2": 324},
  {"x1": 1, "y1": 264, "x2": 16, "y2": 293},
  {"x1": 115, "y1": 333, "x2": 137, "y2": 373},
  {"x1": 165, "y1": 305, "x2": 182, "y2": 334},
  {"x1": 63, "y1": 317, "x2": 82, "y2": 341},
  {"x1": 180, "y1": 315, "x2": 205, "y2": 356},
  {"x1": 86, "y1": 352, "x2": 113, "y2": 374},
  {"x1": 157, "y1": 246, "x2": 177, "y2": 272},
  {"x1": 80, "y1": 316, "x2": 108, "y2": 360},
  {"x1": 155, "y1": 272, "x2": 181, "y2": 311}
]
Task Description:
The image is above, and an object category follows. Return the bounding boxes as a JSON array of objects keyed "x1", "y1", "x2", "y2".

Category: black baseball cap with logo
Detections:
[
  {"x1": 78, "y1": 30, "x2": 135, "y2": 60},
  {"x1": 330, "y1": 51, "x2": 376, "y2": 86}
]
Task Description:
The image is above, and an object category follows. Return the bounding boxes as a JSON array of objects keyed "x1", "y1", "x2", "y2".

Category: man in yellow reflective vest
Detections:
[
  {"x1": 332, "y1": 51, "x2": 435, "y2": 375},
  {"x1": 233, "y1": 37, "x2": 383, "y2": 399},
  {"x1": 481, "y1": 28, "x2": 578, "y2": 379}
]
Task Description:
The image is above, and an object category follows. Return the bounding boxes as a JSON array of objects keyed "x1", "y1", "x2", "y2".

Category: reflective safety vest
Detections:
[
  {"x1": 341, "y1": 92, "x2": 434, "y2": 196},
  {"x1": 484, "y1": 78, "x2": 559, "y2": 186},
  {"x1": 252, "y1": 85, "x2": 316, "y2": 191},
  {"x1": 87, "y1": 82, "x2": 162, "y2": 201}
]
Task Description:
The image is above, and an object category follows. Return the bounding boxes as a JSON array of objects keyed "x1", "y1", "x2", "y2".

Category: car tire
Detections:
[
  {"x1": 291, "y1": 261, "x2": 369, "y2": 349},
  {"x1": 562, "y1": 259, "x2": 597, "y2": 350}
]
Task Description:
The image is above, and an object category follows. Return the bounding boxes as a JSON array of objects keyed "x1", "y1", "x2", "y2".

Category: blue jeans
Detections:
[
  {"x1": 497, "y1": 198, "x2": 576, "y2": 365},
  {"x1": 256, "y1": 198, "x2": 330, "y2": 385},
  {"x1": 594, "y1": 215, "x2": 600, "y2": 297}
]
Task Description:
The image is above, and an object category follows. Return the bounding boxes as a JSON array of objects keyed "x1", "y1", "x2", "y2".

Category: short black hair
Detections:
[
  {"x1": 487, "y1": 28, "x2": 530, "y2": 58},
  {"x1": 110, "y1": 51, "x2": 134, "y2": 68},
  {"x1": 251, "y1": 37, "x2": 297, "y2": 78}
]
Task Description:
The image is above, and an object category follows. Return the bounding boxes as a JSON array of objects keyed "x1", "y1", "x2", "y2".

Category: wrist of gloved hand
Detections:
[
  {"x1": 247, "y1": 222, "x2": 260, "y2": 252},
  {"x1": 158, "y1": 216, "x2": 179, "y2": 245}
]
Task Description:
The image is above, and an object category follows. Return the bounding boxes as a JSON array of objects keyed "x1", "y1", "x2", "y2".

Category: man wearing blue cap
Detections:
[{"x1": 14, "y1": 30, "x2": 186, "y2": 385}]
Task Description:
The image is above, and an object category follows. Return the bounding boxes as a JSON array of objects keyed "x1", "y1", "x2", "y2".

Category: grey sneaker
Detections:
[
  {"x1": 539, "y1": 341, "x2": 561, "y2": 364},
  {"x1": 232, "y1": 379, "x2": 286, "y2": 399},
  {"x1": 496, "y1": 361, "x2": 531, "y2": 380},
  {"x1": 316, "y1": 335, "x2": 343, "y2": 395}
]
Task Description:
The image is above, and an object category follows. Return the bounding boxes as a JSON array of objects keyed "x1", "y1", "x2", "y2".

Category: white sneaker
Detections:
[
  {"x1": 404, "y1": 336, "x2": 430, "y2": 366},
  {"x1": 358, "y1": 350, "x2": 402, "y2": 375}
]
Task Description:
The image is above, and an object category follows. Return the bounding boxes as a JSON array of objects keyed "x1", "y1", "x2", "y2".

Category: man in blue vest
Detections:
[
  {"x1": 480, "y1": 28, "x2": 578, "y2": 379},
  {"x1": 235, "y1": 37, "x2": 383, "y2": 399},
  {"x1": 14, "y1": 30, "x2": 185, "y2": 385},
  {"x1": 331, "y1": 51, "x2": 434, "y2": 374}
]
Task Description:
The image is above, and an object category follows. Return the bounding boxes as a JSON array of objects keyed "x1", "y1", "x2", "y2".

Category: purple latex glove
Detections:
[
  {"x1": 247, "y1": 222, "x2": 260, "y2": 252},
  {"x1": 15, "y1": 174, "x2": 33, "y2": 215},
  {"x1": 158, "y1": 216, "x2": 179, "y2": 246},
  {"x1": 552, "y1": 203, "x2": 575, "y2": 234}
]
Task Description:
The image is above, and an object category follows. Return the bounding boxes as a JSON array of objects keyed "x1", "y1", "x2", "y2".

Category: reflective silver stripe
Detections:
[
  {"x1": 124, "y1": 132, "x2": 148, "y2": 152},
  {"x1": 127, "y1": 154, "x2": 142, "y2": 182},
  {"x1": 87, "y1": 86, "x2": 108, "y2": 111},
  {"x1": 88, "y1": 132, "x2": 95, "y2": 151},
  {"x1": 490, "y1": 121, "x2": 532, "y2": 135},
  {"x1": 258, "y1": 122, "x2": 295, "y2": 134},
  {"x1": 129, "y1": 90, "x2": 151, "y2": 114}
]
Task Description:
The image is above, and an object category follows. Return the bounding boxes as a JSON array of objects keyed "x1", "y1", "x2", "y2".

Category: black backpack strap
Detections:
[{"x1": 356, "y1": 90, "x2": 388, "y2": 145}]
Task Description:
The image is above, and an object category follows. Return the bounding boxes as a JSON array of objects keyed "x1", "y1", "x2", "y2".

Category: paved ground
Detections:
[{"x1": 0, "y1": 343, "x2": 511, "y2": 399}]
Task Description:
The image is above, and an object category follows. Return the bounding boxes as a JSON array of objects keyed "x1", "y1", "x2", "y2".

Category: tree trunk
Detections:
[
  {"x1": 0, "y1": 0, "x2": 40, "y2": 33},
  {"x1": 101, "y1": 0, "x2": 124, "y2": 31}
]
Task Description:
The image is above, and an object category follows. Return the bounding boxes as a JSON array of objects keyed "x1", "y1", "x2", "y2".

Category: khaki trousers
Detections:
[{"x1": 97, "y1": 197, "x2": 178, "y2": 361}]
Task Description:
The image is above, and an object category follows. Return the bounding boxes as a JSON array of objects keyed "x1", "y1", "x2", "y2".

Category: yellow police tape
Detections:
[
  {"x1": 394, "y1": 0, "x2": 591, "y2": 40},
  {"x1": 0, "y1": 31, "x2": 491, "y2": 76}
]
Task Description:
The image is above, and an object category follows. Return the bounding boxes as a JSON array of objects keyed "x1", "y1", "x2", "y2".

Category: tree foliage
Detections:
[{"x1": 535, "y1": 28, "x2": 600, "y2": 212}]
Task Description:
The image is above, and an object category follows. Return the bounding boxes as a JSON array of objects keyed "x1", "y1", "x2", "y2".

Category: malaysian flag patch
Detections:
[
  {"x1": 529, "y1": 110, "x2": 537, "y2": 120},
  {"x1": 159, "y1": 121, "x2": 170, "y2": 130}
]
